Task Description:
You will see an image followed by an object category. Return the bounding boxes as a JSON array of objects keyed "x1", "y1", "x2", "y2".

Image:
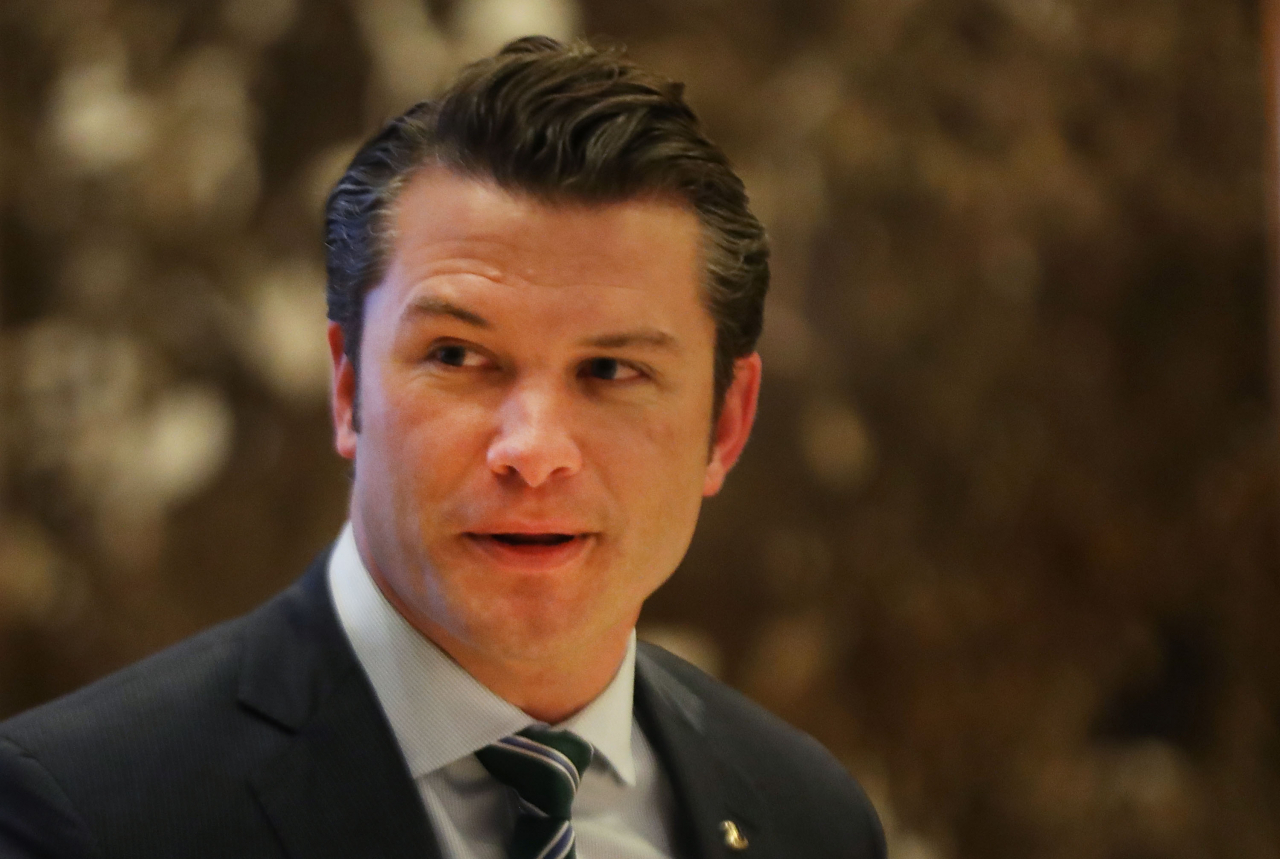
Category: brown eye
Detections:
[
  {"x1": 434, "y1": 345, "x2": 468, "y2": 366},
  {"x1": 427, "y1": 343, "x2": 489, "y2": 369},
  {"x1": 586, "y1": 357, "x2": 621, "y2": 380},
  {"x1": 582, "y1": 357, "x2": 643, "y2": 382}
]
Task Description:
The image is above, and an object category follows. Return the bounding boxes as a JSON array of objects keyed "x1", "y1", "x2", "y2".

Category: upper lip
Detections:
[{"x1": 465, "y1": 523, "x2": 594, "y2": 536}]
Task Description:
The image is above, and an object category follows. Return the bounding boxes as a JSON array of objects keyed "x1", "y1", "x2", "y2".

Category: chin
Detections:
[
  {"x1": 456, "y1": 592, "x2": 603, "y2": 660},
  {"x1": 467, "y1": 619, "x2": 582, "y2": 664}
]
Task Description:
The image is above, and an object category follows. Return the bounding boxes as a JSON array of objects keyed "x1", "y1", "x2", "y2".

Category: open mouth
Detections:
[
  {"x1": 489, "y1": 533, "x2": 577, "y2": 546},
  {"x1": 467, "y1": 532, "x2": 592, "y2": 566}
]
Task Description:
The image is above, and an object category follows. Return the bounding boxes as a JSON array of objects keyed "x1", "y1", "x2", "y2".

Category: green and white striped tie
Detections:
[{"x1": 475, "y1": 727, "x2": 594, "y2": 859}]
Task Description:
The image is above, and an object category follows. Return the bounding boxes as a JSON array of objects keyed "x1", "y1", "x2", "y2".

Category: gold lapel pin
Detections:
[{"x1": 720, "y1": 820, "x2": 749, "y2": 851}]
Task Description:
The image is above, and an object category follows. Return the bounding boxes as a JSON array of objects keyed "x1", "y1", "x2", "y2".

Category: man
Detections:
[{"x1": 0, "y1": 37, "x2": 885, "y2": 859}]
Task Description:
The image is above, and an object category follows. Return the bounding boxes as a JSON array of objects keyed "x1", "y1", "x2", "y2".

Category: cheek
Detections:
[
  {"x1": 592, "y1": 406, "x2": 710, "y2": 522},
  {"x1": 648, "y1": 388, "x2": 715, "y2": 471},
  {"x1": 366, "y1": 384, "x2": 491, "y2": 497}
]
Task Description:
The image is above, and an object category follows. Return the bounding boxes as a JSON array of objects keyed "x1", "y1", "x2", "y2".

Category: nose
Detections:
[{"x1": 486, "y1": 380, "x2": 583, "y2": 487}]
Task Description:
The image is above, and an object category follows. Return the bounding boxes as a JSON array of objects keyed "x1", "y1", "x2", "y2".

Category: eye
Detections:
[
  {"x1": 582, "y1": 357, "x2": 644, "y2": 382},
  {"x1": 427, "y1": 343, "x2": 489, "y2": 368}
]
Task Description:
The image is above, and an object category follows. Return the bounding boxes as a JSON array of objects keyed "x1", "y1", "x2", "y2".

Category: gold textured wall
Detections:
[{"x1": 0, "y1": 1, "x2": 1275, "y2": 857}]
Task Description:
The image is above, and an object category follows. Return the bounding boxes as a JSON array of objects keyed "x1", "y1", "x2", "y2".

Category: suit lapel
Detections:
[
  {"x1": 231, "y1": 558, "x2": 777, "y2": 859},
  {"x1": 237, "y1": 557, "x2": 442, "y2": 859},
  {"x1": 635, "y1": 646, "x2": 777, "y2": 859}
]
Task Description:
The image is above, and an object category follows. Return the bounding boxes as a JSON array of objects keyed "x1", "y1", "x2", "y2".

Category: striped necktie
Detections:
[{"x1": 475, "y1": 727, "x2": 594, "y2": 859}]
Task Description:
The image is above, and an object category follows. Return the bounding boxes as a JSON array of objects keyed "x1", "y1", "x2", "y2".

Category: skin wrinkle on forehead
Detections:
[{"x1": 380, "y1": 169, "x2": 713, "y2": 289}]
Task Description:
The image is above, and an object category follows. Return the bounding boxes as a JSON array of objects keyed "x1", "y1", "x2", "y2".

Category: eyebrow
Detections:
[
  {"x1": 403, "y1": 297, "x2": 679, "y2": 352},
  {"x1": 579, "y1": 329, "x2": 680, "y2": 352},
  {"x1": 403, "y1": 297, "x2": 492, "y2": 328}
]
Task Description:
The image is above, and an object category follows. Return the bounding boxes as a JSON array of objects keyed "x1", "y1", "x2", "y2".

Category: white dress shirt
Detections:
[{"x1": 327, "y1": 523, "x2": 678, "y2": 859}]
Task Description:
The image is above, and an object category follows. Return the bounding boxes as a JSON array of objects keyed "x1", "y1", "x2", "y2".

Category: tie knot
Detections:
[{"x1": 475, "y1": 727, "x2": 593, "y2": 820}]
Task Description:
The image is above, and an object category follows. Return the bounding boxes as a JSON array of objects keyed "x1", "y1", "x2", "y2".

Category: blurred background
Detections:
[{"x1": 0, "y1": 0, "x2": 1276, "y2": 856}]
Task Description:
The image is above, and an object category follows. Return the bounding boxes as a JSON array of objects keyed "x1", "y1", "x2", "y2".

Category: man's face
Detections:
[{"x1": 329, "y1": 167, "x2": 759, "y2": 670}]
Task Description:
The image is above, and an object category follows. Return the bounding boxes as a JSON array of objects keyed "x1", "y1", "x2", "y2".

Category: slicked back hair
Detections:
[{"x1": 324, "y1": 36, "x2": 769, "y2": 422}]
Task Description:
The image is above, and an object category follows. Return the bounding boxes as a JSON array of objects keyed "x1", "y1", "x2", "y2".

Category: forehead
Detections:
[{"x1": 384, "y1": 167, "x2": 705, "y2": 307}]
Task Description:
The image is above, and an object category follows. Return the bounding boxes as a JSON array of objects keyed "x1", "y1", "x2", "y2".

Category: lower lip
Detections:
[{"x1": 464, "y1": 534, "x2": 594, "y2": 571}]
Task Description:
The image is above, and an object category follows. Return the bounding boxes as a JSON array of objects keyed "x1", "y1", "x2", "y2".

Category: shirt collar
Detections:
[
  {"x1": 557, "y1": 633, "x2": 637, "y2": 785},
  {"x1": 327, "y1": 523, "x2": 637, "y2": 786}
]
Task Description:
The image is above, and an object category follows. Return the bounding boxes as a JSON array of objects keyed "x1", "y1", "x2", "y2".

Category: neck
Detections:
[
  {"x1": 421, "y1": 621, "x2": 632, "y2": 724},
  {"x1": 364, "y1": 563, "x2": 632, "y2": 725}
]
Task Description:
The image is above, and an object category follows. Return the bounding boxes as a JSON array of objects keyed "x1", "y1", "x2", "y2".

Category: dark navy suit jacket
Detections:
[{"x1": 0, "y1": 552, "x2": 885, "y2": 858}]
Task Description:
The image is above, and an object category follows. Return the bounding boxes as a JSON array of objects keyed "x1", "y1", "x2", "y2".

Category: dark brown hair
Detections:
[{"x1": 324, "y1": 36, "x2": 769, "y2": 418}]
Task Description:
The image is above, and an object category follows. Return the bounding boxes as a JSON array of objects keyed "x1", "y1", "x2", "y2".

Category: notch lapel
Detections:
[
  {"x1": 635, "y1": 646, "x2": 777, "y2": 859},
  {"x1": 237, "y1": 557, "x2": 442, "y2": 859}
]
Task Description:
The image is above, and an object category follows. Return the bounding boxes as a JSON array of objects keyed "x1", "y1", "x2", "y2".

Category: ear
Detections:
[
  {"x1": 703, "y1": 352, "x2": 762, "y2": 497},
  {"x1": 328, "y1": 322, "x2": 358, "y2": 460}
]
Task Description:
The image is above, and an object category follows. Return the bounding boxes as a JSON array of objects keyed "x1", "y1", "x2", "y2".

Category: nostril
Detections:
[{"x1": 485, "y1": 424, "x2": 584, "y2": 487}]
